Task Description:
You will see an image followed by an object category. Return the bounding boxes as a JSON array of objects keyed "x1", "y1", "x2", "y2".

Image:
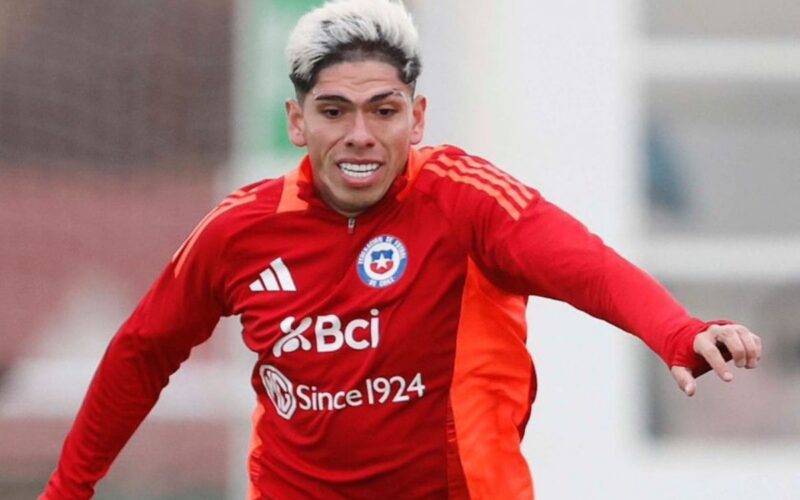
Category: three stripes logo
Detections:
[
  {"x1": 427, "y1": 152, "x2": 534, "y2": 221},
  {"x1": 250, "y1": 258, "x2": 297, "y2": 292}
]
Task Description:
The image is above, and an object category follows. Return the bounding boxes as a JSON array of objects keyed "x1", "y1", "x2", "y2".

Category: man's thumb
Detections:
[{"x1": 670, "y1": 366, "x2": 696, "y2": 397}]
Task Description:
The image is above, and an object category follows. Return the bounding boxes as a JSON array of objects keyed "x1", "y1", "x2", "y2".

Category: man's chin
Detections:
[{"x1": 328, "y1": 191, "x2": 385, "y2": 217}]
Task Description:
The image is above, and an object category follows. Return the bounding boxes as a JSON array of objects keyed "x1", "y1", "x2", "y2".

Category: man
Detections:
[{"x1": 41, "y1": 0, "x2": 761, "y2": 498}]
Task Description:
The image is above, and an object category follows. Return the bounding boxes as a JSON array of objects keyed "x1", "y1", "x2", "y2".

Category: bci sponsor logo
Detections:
[{"x1": 272, "y1": 309, "x2": 380, "y2": 358}]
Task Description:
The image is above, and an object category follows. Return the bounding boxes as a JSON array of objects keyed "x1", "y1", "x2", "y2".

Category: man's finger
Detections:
[
  {"x1": 734, "y1": 326, "x2": 760, "y2": 369},
  {"x1": 714, "y1": 326, "x2": 747, "y2": 368},
  {"x1": 670, "y1": 366, "x2": 696, "y2": 397},
  {"x1": 695, "y1": 336, "x2": 733, "y2": 382}
]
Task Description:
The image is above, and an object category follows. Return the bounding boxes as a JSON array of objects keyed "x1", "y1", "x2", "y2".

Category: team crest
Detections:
[{"x1": 357, "y1": 235, "x2": 408, "y2": 288}]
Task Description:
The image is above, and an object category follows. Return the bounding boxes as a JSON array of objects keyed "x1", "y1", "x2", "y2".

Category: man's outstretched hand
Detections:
[{"x1": 670, "y1": 324, "x2": 762, "y2": 397}]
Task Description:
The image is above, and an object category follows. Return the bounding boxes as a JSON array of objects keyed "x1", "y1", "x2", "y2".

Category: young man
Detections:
[{"x1": 41, "y1": 0, "x2": 761, "y2": 498}]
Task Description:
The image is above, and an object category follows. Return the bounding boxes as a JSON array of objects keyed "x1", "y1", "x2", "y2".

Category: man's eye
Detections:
[
  {"x1": 322, "y1": 108, "x2": 342, "y2": 118},
  {"x1": 377, "y1": 108, "x2": 397, "y2": 117}
]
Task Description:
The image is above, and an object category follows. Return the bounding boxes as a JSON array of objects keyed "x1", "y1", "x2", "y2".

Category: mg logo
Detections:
[{"x1": 260, "y1": 364, "x2": 296, "y2": 420}]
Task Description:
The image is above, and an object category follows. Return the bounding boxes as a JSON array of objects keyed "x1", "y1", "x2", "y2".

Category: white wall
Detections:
[{"x1": 416, "y1": 1, "x2": 798, "y2": 499}]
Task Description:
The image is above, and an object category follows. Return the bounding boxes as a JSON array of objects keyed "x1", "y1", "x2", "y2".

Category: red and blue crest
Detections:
[{"x1": 357, "y1": 235, "x2": 408, "y2": 288}]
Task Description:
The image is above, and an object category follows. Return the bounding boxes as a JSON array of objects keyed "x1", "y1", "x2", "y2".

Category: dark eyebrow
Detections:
[
  {"x1": 368, "y1": 91, "x2": 399, "y2": 103},
  {"x1": 314, "y1": 94, "x2": 352, "y2": 104},
  {"x1": 313, "y1": 91, "x2": 401, "y2": 104}
]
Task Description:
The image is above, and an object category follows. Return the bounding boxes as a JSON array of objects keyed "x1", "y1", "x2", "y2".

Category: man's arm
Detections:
[
  {"x1": 478, "y1": 191, "x2": 761, "y2": 390},
  {"x1": 40, "y1": 210, "x2": 228, "y2": 499},
  {"x1": 424, "y1": 149, "x2": 761, "y2": 388}
]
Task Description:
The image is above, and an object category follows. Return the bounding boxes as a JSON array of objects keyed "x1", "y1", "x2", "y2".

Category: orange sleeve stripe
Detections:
[
  {"x1": 222, "y1": 186, "x2": 258, "y2": 205},
  {"x1": 173, "y1": 192, "x2": 257, "y2": 263},
  {"x1": 247, "y1": 402, "x2": 266, "y2": 500},
  {"x1": 171, "y1": 185, "x2": 260, "y2": 262},
  {"x1": 171, "y1": 210, "x2": 216, "y2": 264},
  {"x1": 438, "y1": 156, "x2": 530, "y2": 210},
  {"x1": 460, "y1": 155, "x2": 534, "y2": 201},
  {"x1": 450, "y1": 259, "x2": 535, "y2": 499},
  {"x1": 426, "y1": 163, "x2": 522, "y2": 220},
  {"x1": 172, "y1": 193, "x2": 257, "y2": 277},
  {"x1": 277, "y1": 168, "x2": 309, "y2": 214},
  {"x1": 418, "y1": 145, "x2": 451, "y2": 161}
]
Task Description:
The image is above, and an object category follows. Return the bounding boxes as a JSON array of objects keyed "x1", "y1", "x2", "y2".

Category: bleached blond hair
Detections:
[{"x1": 286, "y1": 0, "x2": 421, "y2": 94}]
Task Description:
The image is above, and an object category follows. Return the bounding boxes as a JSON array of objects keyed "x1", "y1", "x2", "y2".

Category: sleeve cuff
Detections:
[{"x1": 668, "y1": 319, "x2": 734, "y2": 377}]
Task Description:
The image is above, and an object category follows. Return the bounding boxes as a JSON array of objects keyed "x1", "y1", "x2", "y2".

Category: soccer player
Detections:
[{"x1": 40, "y1": 0, "x2": 762, "y2": 498}]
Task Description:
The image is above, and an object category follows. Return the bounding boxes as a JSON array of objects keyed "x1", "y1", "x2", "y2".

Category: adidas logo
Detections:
[{"x1": 250, "y1": 258, "x2": 296, "y2": 292}]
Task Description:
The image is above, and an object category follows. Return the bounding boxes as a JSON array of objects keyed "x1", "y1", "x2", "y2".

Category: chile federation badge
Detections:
[{"x1": 357, "y1": 235, "x2": 408, "y2": 288}]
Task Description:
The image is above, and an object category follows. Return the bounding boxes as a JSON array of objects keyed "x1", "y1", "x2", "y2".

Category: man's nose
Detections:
[{"x1": 344, "y1": 112, "x2": 376, "y2": 149}]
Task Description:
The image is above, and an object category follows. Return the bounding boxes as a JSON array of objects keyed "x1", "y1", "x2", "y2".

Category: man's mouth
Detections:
[{"x1": 338, "y1": 162, "x2": 381, "y2": 179}]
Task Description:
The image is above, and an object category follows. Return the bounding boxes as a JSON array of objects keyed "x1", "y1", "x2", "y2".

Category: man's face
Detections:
[{"x1": 286, "y1": 60, "x2": 427, "y2": 217}]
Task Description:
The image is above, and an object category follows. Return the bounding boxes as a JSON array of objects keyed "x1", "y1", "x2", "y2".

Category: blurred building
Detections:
[{"x1": 0, "y1": 1, "x2": 234, "y2": 498}]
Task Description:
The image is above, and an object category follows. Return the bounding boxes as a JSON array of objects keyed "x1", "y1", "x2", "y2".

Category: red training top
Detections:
[{"x1": 41, "y1": 146, "x2": 722, "y2": 499}]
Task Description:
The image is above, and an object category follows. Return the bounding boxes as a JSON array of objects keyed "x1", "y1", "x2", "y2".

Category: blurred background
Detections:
[{"x1": 0, "y1": 0, "x2": 798, "y2": 498}]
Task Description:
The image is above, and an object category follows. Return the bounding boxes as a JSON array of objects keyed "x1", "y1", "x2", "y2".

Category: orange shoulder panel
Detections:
[{"x1": 277, "y1": 164, "x2": 311, "y2": 214}]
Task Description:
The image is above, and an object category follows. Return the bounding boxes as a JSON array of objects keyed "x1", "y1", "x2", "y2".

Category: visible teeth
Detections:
[{"x1": 339, "y1": 162, "x2": 380, "y2": 179}]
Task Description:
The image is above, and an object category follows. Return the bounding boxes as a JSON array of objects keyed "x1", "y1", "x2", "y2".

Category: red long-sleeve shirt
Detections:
[{"x1": 42, "y1": 145, "x2": 721, "y2": 499}]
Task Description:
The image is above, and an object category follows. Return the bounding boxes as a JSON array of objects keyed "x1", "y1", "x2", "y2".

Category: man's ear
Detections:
[
  {"x1": 410, "y1": 95, "x2": 427, "y2": 145},
  {"x1": 286, "y1": 99, "x2": 307, "y2": 147}
]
